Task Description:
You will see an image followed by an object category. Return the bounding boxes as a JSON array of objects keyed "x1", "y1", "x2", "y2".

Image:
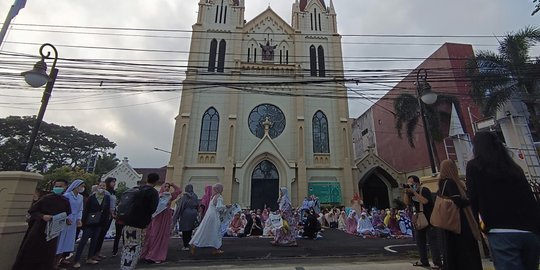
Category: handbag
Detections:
[
  {"x1": 412, "y1": 188, "x2": 429, "y2": 230},
  {"x1": 86, "y1": 211, "x2": 102, "y2": 225},
  {"x1": 430, "y1": 179, "x2": 461, "y2": 234}
]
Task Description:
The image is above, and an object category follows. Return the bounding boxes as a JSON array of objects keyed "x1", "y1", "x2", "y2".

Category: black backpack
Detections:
[{"x1": 116, "y1": 186, "x2": 143, "y2": 224}]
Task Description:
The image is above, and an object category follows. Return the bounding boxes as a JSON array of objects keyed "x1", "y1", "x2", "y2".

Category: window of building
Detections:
[
  {"x1": 318, "y1": 45, "x2": 325, "y2": 77},
  {"x1": 208, "y1": 39, "x2": 217, "y2": 72},
  {"x1": 199, "y1": 107, "x2": 220, "y2": 152},
  {"x1": 217, "y1": 39, "x2": 226, "y2": 72},
  {"x1": 313, "y1": 110, "x2": 330, "y2": 153},
  {"x1": 248, "y1": 104, "x2": 286, "y2": 139},
  {"x1": 310, "y1": 45, "x2": 317, "y2": 76}
]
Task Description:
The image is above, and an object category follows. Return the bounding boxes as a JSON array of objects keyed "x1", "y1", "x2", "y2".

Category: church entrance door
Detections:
[
  {"x1": 361, "y1": 175, "x2": 390, "y2": 209},
  {"x1": 251, "y1": 160, "x2": 279, "y2": 211}
]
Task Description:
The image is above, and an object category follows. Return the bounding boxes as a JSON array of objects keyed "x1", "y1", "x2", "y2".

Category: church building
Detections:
[{"x1": 167, "y1": 0, "x2": 354, "y2": 209}]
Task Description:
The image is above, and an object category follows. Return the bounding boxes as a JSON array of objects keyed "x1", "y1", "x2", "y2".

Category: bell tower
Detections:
[
  {"x1": 196, "y1": 0, "x2": 245, "y2": 30},
  {"x1": 292, "y1": 0, "x2": 337, "y2": 34}
]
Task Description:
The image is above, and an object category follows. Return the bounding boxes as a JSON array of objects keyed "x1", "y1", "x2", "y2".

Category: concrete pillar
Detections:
[{"x1": 0, "y1": 171, "x2": 41, "y2": 269}]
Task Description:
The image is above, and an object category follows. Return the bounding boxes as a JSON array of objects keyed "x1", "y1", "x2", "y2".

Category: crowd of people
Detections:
[{"x1": 11, "y1": 131, "x2": 540, "y2": 270}]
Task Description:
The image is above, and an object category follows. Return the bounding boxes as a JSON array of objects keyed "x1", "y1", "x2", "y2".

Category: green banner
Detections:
[{"x1": 308, "y1": 181, "x2": 342, "y2": 204}]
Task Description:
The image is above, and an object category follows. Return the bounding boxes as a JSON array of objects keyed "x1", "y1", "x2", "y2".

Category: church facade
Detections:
[{"x1": 167, "y1": 0, "x2": 354, "y2": 209}]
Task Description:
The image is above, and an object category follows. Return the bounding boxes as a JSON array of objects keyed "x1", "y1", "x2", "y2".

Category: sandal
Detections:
[
  {"x1": 431, "y1": 265, "x2": 441, "y2": 270},
  {"x1": 211, "y1": 249, "x2": 224, "y2": 255},
  {"x1": 412, "y1": 262, "x2": 430, "y2": 267}
]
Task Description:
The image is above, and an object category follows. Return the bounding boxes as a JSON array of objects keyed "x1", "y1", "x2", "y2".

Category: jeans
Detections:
[
  {"x1": 74, "y1": 226, "x2": 101, "y2": 262},
  {"x1": 416, "y1": 226, "x2": 442, "y2": 266},
  {"x1": 488, "y1": 232, "x2": 540, "y2": 270}
]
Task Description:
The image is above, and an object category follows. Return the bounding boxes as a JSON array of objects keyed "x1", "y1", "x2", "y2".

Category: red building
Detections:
[{"x1": 352, "y1": 43, "x2": 483, "y2": 209}]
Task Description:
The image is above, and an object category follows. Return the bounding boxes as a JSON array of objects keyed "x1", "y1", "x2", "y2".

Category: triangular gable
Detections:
[
  {"x1": 448, "y1": 103, "x2": 465, "y2": 137},
  {"x1": 101, "y1": 158, "x2": 143, "y2": 188},
  {"x1": 236, "y1": 134, "x2": 295, "y2": 169},
  {"x1": 244, "y1": 7, "x2": 295, "y2": 35},
  {"x1": 354, "y1": 151, "x2": 401, "y2": 182}
]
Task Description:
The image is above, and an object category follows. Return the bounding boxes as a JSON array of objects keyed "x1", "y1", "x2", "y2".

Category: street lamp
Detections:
[
  {"x1": 19, "y1": 43, "x2": 59, "y2": 171},
  {"x1": 416, "y1": 68, "x2": 438, "y2": 176}
]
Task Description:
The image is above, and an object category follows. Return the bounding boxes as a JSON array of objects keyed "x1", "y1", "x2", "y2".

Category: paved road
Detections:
[{"x1": 76, "y1": 229, "x2": 418, "y2": 269}]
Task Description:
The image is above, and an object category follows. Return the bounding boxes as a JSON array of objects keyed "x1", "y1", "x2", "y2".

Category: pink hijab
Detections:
[{"x1": 200, "y1": 185, "x2": 213, "y2": 217}]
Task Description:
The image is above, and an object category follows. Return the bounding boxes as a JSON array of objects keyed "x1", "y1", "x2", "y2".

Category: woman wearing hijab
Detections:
[
  {"x1": 357, "y1": 212, "x2": 376, "y2": 238},
  {"x1": 398, "y1": 210, "x2": 413, "y2": 237},
  {"x1": 372, "y1": 211, "x2": 391, "y2": 238},
  {"x1": 272, "y1": 187, "x2": 298, "y2": 247},
  {"x1": 190, "y1": 183, "x2": 234, "y2": 255},
  {"x1": 260, "y1": 208, "x2": 269, "y2": 224},
  {"x1": 338, "y1": 211, "x2": 347, "y2": 231},
  {"x1": 437, "y1": 159, "x2": 482, "y2": 270},
  {"x1": 55, "y1": 179, "x2": 85, "y2": 266},
  {"x1": 246, "y1": 212, "x2": 263, "y2": 236},
  {"x1": 387, "y1": 209, "x2": 402, "y2": 237},
  {"x1": 345, "y1": 210, "x2": 358, "y2": 235},
  {"x1": 467, "y1": 132, "x2": 540, "y2": 270},
  {"x1": 72, "y1": 182, "x2": 111, "y2": 268},
  {"x1": 227, "y1": 212, "x2": 245, "y2": 237},
  {"x1": 174, "y1": 184, "x2": 199, "y2": 250},
  {"x1": 140, "y1": 182, "x2": 181, "y2": 264},
  {"x1": 302, "y1": 208, "x2": 320, "y2": 239},
  {"x1": 200, "y1": 185, "x2": 213, "y2": 219}
]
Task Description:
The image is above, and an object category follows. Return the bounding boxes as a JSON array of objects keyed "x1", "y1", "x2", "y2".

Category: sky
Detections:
[{"x1": 0, "y1": 0, "x2": 538, "y2": 168}]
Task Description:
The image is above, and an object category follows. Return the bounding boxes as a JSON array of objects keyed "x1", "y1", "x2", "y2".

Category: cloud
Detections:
[{"x1": 0, "y1": 0, "x2": 537, "y2": 167}]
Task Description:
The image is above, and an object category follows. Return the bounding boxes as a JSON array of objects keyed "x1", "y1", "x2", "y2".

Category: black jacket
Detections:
[
  {"x1": 467, "y1": 159, "x2": 540, "y2": 234},
  {"x1": 82, "y1": 193, "x2": 111, "y2": 227}
]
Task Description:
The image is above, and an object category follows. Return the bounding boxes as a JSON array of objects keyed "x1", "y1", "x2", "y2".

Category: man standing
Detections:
[
  {"x1": 403, "y1": 175, "x2": 442, "y2": 269},
  {"x1": 120, "y1": 173, "x2": 159, "y2": 270},
  {"x1": 13, "y1": 179, "x2": 72, "y2": 270}
]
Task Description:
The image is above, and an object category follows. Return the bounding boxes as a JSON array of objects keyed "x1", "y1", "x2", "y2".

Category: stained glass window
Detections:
[
  {"x1": 313, "y1": 110, "x2": 330, "y2": 153},
  {"x1": 199, "y1": 107, "x2": 219, "y2": 152},
  {"x1": 248, "y1": 104, "x2": 286, "y2": 139}
]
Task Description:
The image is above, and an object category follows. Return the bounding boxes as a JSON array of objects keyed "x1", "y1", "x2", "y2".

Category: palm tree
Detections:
[
  {"x1": 393, "y1": 92, "x2": 452, "y2": 148},
  {"x1": 465, "y1": 26, "x2": 540, "y2": 137}
]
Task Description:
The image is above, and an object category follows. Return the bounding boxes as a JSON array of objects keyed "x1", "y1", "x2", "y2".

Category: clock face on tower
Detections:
[{"x1": 248, "y1": 104, "x2": 286, "y2": 139}]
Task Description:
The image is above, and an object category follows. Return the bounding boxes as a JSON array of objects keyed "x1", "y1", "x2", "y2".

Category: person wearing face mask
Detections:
[
  {"x1": 55, "y1": 179, "x2": 85, "y2": 267},
  {"x1": 13, "y1": 179, "x2": 71, "y2": 270},
  {"x1": 140, "y1": 182, "x2": 181, "y2": 264},
  {"x1": 93, "y1": 177, "x2": 117, "y2": 260},
  {"x1": 403, "y1": 175, "x2": 442, "y2": 269},
  {"x1": 72, "y1": 182, "x2": 111, "y2": 268}
]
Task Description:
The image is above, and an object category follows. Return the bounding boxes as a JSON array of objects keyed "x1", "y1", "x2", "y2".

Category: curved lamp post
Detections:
[
  {"x1": 19, "y1": 43, "x2": 59, "y2": 171},
  {"x1": 416, "y1": 68, "x2": 438, "y2": 176}
]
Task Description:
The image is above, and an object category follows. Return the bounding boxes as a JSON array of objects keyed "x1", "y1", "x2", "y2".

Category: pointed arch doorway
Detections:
[{"x1": 251, "y1": 160, "x2": 279, "y2": 211}]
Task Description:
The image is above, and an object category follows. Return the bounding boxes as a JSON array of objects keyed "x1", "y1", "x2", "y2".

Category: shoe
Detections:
[
  {"x1": 97, "y1": 254, "x2": 106, "y2": 259},
  {"x1": 72, "y1": 262, "x2": 81, "y2": 269},
  {"x1": 86, "y1": 259, "x2": 99, "y2": 264},
  {"x1": 211, "y1": 249, "x2": 224, "y2": 255},
  {"x1": 181, "y1": 247, "x2": 190, "y2": 251},
  {"x1": 112, "y1": 252, "x2": 117, "y2": 257}
]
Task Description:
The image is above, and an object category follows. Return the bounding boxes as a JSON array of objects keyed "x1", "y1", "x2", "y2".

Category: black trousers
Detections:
[
  {"x1": 94, "y1": 218, "x2": 112, "y2": 256},
  {"x1": 416, "y1": 226, "x2": 442, "y2": 267},
  {"x1": 182, "y1": 230, "x2": 193, "y2": 248},
  {"x1": 112, "y1": 222, "x2": 125, "y2": 254}
]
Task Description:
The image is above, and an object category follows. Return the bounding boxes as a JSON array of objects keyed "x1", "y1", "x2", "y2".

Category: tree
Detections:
[
  {"x1": 533, "y1": 0, "x2": 539, "y2": 16},
  {"x1": 0, "y1": 116, "x2": 117, "y2": 172},
  {"x1": 94, "y1": 153, "x2": 120, "y2": 176},
  {"x1": 465, "y1": 27, "x2": 540, "y2": 137},
  {"x1": 393, "y1": 93, "x2": 449, "y2": 147},
  {"x1": 41, "y1": 166, "x2": 99, "y2": 191}
]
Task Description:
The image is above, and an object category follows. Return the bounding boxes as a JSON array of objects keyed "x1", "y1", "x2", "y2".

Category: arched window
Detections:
[
  {"x1": 217, "y1": 39, "x2": 226, "y2": 72},
  {"x1": 309, "y1": 45, "x2": 317, "y2": 76},
  {"x1": 199, "y1": 107, "x2": 220, "y2": 152},
  {"x1": 318, "y1": 45, "x2": 325, "y2": 77},
  {"x1": 208, "y1": 39, "x2": 217, "y2": 72},
  {"x1": 312, "y1": 110, "x2": 330, "y2": 153}
]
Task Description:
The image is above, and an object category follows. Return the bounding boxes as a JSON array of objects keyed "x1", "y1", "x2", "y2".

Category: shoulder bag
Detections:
[
  {"x1": 413, "y1": 198, "x2": 429, "y2": 230},
  {"x1": 430, "y1": 179, "x2": 461, "y2": 234}
]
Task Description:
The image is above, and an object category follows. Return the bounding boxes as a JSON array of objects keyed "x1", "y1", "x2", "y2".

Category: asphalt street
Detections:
[{"x1": 75, "y1": 229, "x2": 419, "y2": 269}]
